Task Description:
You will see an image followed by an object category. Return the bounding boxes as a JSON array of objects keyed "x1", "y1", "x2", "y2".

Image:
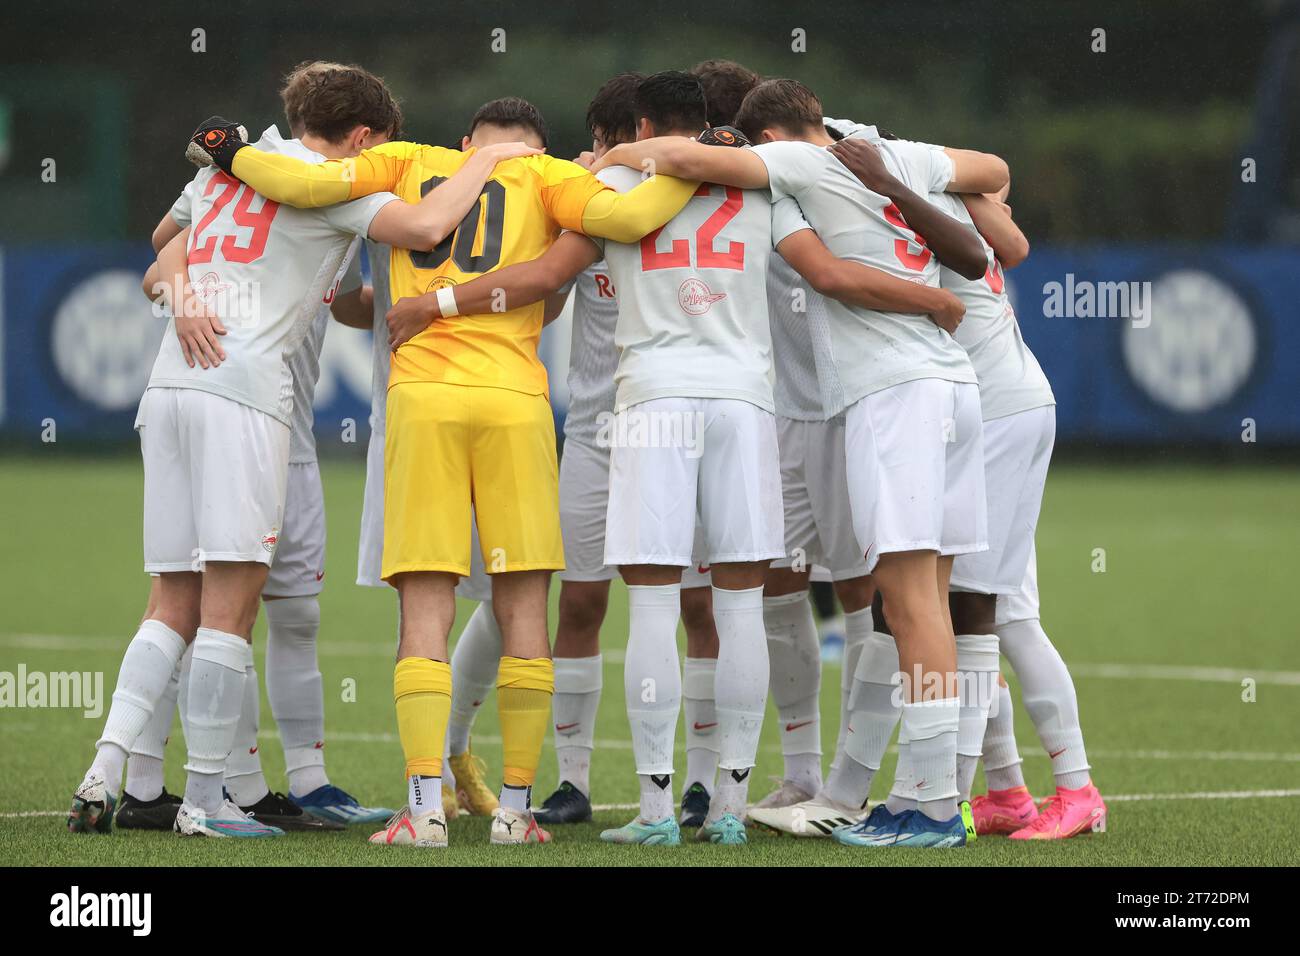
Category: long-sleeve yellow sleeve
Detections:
[
  {"x1": 229, "y1": 141, "x2": 426, "y2": 208},
  {"x1": 577, "y1": 173, "x2": 700, "y2": 243}
]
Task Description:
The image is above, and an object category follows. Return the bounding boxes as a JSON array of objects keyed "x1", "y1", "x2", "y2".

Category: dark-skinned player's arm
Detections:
[
  {"x1": 591, "y1": 135, "x2": 771, "y2": 189},
  {"x1": 186, "y1": 118, "x2": 540, "y2": 250},
  {"x1": 542, "y1": 291, "x2": 569, "y2": 327},
  {"x1": 828, "y1": 137, "x2": 987, "y2": 281},
  {"x1": 386, "y1": 231, "x2": 601, "y2": 350},
  {"x1": 330, "y1": 285, "x2": 374, "y2": 329},
  {"x1": 777, "y1": 228, "x2": 966, "y2": 335},
  {"x1": 960, "y1": 193, "x2": 1030, "y2": 268}
]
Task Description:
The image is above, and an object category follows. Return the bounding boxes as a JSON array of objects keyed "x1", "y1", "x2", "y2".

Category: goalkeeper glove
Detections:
[
  {"x1": 186, "y1": 117, "x2": 248, "y2": 173},
  {"x1": 697, "y1": 125, "x2": 750, "y2": 148}
]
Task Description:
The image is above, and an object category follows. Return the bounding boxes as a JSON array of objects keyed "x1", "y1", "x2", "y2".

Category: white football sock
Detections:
[
  {"x1": 712, "y1": 767, "x2": 753, "y2": 820},
  {"x1": 998, "y1": 618, "x2": 1092, "y2": 790},
  {"x1": 711, "y1": 586, "x2": 768, "y2": 821},
  {"x1": 903, "y1": 697, "x2": 961, "y2": 822},
  {"x1": 625, "y1": 584, "x2": 682, "y2": 820},
  {"x1": 125, "y1": 657, "x2": 181, "y2": 801},
  {"x1": 824, "y1": 630, "x2": 900, "y2": 809},
  {"x1": 264, "y1": 595, "x2": 329, "y2": 797},
  {"x1": 90, "y1": 619, "x2": 187, "y2": 797},
  {"x1": 763, "y1": 592, "x2": 822, "y2": 794},
  {"x1": 183, "y1": 629, "x2": 250, "y2": 813},
  {"x1": 983, "y1": 681, "x2": 1026, "y2": 791},
  {"x1": 176, "y1": 642, "x2": 193, "y2": 743},
  {"x1": 448, "y1": 600, "x2": 502, "y2": 757},
  {"x1": 638, "y1": 773, "x2": 674, "y2": 822},
  {"x1": 831, "y1": 605, "x2": 873, "y2": 771},
  {"x1": 224, "y1": 662, "x2": 269, "y2": 807},
  {"x1": 955, "y1": 633, "x2": 1001, "y2": 802},
  {"x1": 884, "y1": 721, "x2": 917, "y2": 815},
  {"x1": 683, "y1": 656, "x2": 719, "y2": 791},
  {"x1": 552, "y1": 654, "x2": 602, "y2": 795},
  {"x1": 499, "y1": 784, "x2": 530, "y2": 812},
  {"x1": 409, "y1": 774, "x2": 442, "y2": 815}
]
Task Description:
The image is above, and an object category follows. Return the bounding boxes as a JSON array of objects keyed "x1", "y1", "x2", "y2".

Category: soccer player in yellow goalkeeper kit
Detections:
[{"x1": 189, "y1": 102, "x2": 698, "y2": 846}]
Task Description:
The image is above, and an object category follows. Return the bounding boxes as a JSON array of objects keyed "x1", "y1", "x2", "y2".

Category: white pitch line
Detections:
[
  {"x1": 5, "y1": 632, "x2": 1299, "y2": 686},
  {"x1": 1067, "y1": 662, "x2": 1300, "y2": 687},
  {"x1": 262, "y1": 731, "x2": 1300, "y2": 766},
  {"x1": 1105, "y1": 788, "x2": 1300, "y2": 803},
  {"x1": 9, "y1": 789, "x2": 1299, "y2": 821}
]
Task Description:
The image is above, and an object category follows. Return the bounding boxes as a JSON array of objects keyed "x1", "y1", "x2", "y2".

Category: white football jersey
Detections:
[
  {"x1": 366, "y1": 239, "x2": 394, "y2": 434},
  {"x1": 149, "y1": 126, "x2": 397, "y2": 425},
  {"x1": 593, "y1": 165, "x2": 779, "y2": 413},
  {"x1": 766, "y1": 250, "x2": 840, "y2": 422},
  {"x1": 563, "y1": 258, "x2": 620, "y2": 445},
  {"x1": 931, "y1": 192, "x2": 1055, "y2": 421},
  {"x1": 753, "y1": 131, "x2": 976, "y2": 416},
  {"x1": 282, "y1": 242, "x2": 362, "y2": 463}
]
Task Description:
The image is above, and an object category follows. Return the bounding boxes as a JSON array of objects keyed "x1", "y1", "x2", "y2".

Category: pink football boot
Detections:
[
  {"x1": 970, "y1": 786, "x2": 1039, "y2": 835},
  {"x1": 1009, "y1": 782, "x2": 1107, "y2": 840}
]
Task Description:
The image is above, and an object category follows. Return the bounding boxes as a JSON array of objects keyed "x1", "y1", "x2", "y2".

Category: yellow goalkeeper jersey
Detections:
[{"x1": 231, "y1": 140, "x2": 693, "y2": 396}]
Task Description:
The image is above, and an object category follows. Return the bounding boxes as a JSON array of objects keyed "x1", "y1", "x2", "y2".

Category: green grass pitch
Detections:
[{"x1": 1, "y1": 455, "x2": 1297, "y2": 866}]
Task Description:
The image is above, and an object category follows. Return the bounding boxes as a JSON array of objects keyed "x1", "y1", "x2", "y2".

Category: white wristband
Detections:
[{"x1": 436, "y1": 285, "x2": 459, "y2": 318}]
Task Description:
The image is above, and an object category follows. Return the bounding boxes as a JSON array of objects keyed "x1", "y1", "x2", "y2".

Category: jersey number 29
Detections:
[{"x1": 189, "y1": 172, "x2": 280, "y2": 265}]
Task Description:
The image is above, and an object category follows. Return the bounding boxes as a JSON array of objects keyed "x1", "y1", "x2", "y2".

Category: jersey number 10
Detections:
[{"x1": 409, "y1": 177, "x2": 506, "y2": 274}]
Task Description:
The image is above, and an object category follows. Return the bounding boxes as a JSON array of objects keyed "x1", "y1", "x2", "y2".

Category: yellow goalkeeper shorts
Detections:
[{"x1": 381, "y1": 381, "x2": 563, "y2": 581}]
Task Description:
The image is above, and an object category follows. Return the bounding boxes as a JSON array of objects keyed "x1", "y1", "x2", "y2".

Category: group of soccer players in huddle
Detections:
[{"x1": 67, "y1": 55, "x2": 1107, "y2": 850}]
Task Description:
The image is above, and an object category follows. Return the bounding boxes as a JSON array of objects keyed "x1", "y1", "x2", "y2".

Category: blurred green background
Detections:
[{"x1": 0, "y1": 0, "x2": 1291, "y2": 244}]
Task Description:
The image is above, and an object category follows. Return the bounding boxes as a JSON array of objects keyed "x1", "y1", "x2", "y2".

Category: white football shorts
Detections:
[
  {"x1": 604, "y1": 397, "x2": 784, "y2": 568},
  {"x1": 265, "y1": 460, "x2": 326, "y2": 597},
  {"x1": 561, "y1": 436, "x2": 711, "y2": 587},
  {"x1": 844, "y1": 378, "x2": 987, "y2": 572},
  {"x1": 996, "y1": 541, "x2": 1041, "y2": 626},
  {"x1": 771, "y1": 416, "x2": 869, "y2": 581},
  {"x1": 139, "y1": 387, "x2": 289, "y2": 572},
  {"x1": 951, "y1": 405, "x2": 1055, "y2": 595}
]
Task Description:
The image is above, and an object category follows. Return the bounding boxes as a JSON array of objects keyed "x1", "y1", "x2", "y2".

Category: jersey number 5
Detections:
[
  {"x1": 189, "y1": 172, "x2": 280, "y2": 265},
  {"x1": 640, "y1": 185, "x2": 745, "y2": 272},
  {"x1": 409, "y1": 177, "x2": 506, "y2": 274},
  {"x1": 882, "y1": 202, "x2": 932, "y2": 272}
]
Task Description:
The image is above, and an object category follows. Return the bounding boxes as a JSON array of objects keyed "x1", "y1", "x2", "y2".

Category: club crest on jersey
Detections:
[
  {"x1": 261, "y1": 529, "x2": 279, "y2": 553},
  {"x1": 189, "y1": 271, "x2": 259, "y2": 328},
  {"x1": 678, "y1": 277, "x2": 727, "y2": 315},
  {"x1": 194, "y1": 271, "x2": 234, "y2": 304}
]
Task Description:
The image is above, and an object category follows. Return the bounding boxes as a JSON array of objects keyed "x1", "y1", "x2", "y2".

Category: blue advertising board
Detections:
[{"x1": 1, "y1": 242, "x2": 1296, "y2": 447}]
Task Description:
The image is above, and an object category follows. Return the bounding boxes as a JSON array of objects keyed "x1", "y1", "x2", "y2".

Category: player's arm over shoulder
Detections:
[
  {"x1": 941, "y1": 146, "x2": 1009, "y2": 195},
  {"x1": 229, "y1": 140, "x2": 444, "y2": 209},
  {"x1": 960, "y1": 193, "x2": 1029, "y2": 267},
  {"x1": 592, "y1": 136, "x2": 769, "y2": 192},
  {"x1": 531, "y1": 152, "x2": 700, "y2": 244}
]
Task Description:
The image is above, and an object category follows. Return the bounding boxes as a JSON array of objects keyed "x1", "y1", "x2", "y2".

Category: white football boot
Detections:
[
  {"x1": 174, "y1": 799, "x2": 284, "y2": 838},
  {"x1": 748, "y1": 794, "x2": 867, "y2": 838},
  {"x1": 368, "y1": 807, "x2": 449, "y2": 847},
  {"x1": 490, "y1": 807, "x2": 551, "y2": 845},
  {"x1": 745, "y1": 778, "x2": 815, "y2": 821}
]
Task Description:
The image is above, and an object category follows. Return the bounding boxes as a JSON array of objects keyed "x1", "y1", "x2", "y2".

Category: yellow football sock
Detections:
[
  {"x1": 498, "y1": 656, "x2": 554, "y2": 787},
  {"x1": 394, "y1": 657, "x2": 452, "y2": 779}
]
